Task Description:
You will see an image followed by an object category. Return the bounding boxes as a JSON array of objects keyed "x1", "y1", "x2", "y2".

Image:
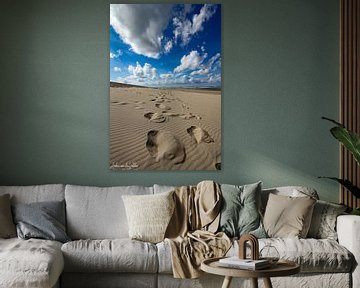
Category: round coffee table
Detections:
[{"x1": 201, "y1": 257, "x2": 300, "y2": 288}]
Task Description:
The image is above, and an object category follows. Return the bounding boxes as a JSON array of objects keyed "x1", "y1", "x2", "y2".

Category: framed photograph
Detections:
[{"x1": 110, "y1": 4, "x2": 221, "y2": 171}]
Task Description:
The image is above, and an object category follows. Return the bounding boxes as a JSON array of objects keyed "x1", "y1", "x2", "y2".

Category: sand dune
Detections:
[{"x1": 109, "y1": 85, "x2": 221, "y2": 171}]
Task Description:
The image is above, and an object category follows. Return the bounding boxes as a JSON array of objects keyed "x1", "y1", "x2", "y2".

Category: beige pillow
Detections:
[
  {"x1": 0, "y1": 194, "x2": 17, "y2": 238},
  {"x1": 122, "y1": 191, "x2": 175, "y2": 243},
  {"x1": 263, "y1": 193, "x2": 316, "y2": 238}
]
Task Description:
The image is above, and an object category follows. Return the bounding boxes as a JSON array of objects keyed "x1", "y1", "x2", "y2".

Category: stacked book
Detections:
[{"x1": 218, "y1": 257, "x2": 271, "y2": 270}]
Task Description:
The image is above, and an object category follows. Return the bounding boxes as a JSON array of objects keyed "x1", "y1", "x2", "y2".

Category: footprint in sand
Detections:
[
  {"x1": 155, "y1": 103, "x2": 171, "y2": 110},
  {"x1": 146, "y1": 130, "x2": 186, "y2": 164},
  {"x1": 144, "y1": 112, "x2": 167, "y2": 123},
  {"x1": 115, "y1": 101, "x2": 129, "y2": 105},
  {"x1": 179, "y1": 113, "x2": 201, "y2": 120},
  {"x1": 187, "y1": 126, "x2": 214, "y2": 144}
]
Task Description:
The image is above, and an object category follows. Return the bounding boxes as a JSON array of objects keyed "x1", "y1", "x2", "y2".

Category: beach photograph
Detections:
[{"x1": 109, "y1": 4, "x2": 221, "y2": 171}]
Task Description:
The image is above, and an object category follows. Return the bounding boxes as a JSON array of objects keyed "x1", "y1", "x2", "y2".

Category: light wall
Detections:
[{"x1": 0, "y1": 0, "x2": 340, "y2": 202}]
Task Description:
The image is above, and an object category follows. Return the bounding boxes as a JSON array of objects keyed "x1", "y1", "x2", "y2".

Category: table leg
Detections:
[
  {"x1": 251, "y1": 278, "x2": 258, "y2": 288},
  {"x1": 263, "y1": 277, "x2": 273, "y2": 288},
  {"x1": 221, "y1": 276, "x2": 233, "y2": 288}
]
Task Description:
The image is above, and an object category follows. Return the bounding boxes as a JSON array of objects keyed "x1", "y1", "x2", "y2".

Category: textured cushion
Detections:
[
  {"x1": 122, "y1": 191, "x2": 175, "y2": 243},
  {"x1": 263, "y1": 193, "x2": 316, "y2": 238},
  {"x1": 256, "y1": 238, "x2": 352, "y2": 273},
  {"x1": 0, "y1": 238, "x2": 64, "y2": 288},
  {"x1": 218, "y1": 182, "x2": 266, "y2": 238},
  {"x1": 0, "y1": 194, "x2": 16, "y2": 238},
  {"x1": 307, "y1": 200, "x2": 347, "y2": 240},
  {"x1": 0, "y1": 184, "x2": 65, "y2": 204},
  {"x1": 65, "y1": 185, "x2": 153, "y2": 239},
  {"x1": 61, "y1": 239, "x2": 158, "y2": 273},
  {"x1": 158, "y1": 237, "x2": 353, "y2": 274},
  {"x1": 12, "y1": 200, "x2": 70, "y2": 243}
]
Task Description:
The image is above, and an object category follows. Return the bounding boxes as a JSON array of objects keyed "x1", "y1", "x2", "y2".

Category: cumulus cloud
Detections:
[
  {"x1": 174, "y1": 50, "x2": 205, "y2": 73},
  {"x1": 110, "y1": 49, "x2": 123, "y2": 59},
  {"x1": 160, "y1": 73, "x2": 174, "y2": 79},
  {"x1": 110, "y1": 4, "x2": 173, "y2": 58},
  {"x1": 113, "y1": 66, "x2": 121, "y2": 72},
  {"x1": 190, "y1": 52, "x2": 220, "y2": 76},
  {"x1": 128, "y1": 62, "x2": 158, "y2": 80},
  {"x1": 190, "y1": 68, "x2": 209, "y2": 76},
  {"x1": 173, "y1": 4, "x2": 217, "y2": 46},
  {"x1": 164, "y1": 40, "x2": 173, "y2": 54}
]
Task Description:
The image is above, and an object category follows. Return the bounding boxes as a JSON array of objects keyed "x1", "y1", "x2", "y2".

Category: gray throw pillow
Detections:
[
  {"x1": 218, "y1": 182, "x2": 266, "y2": 238},
  {"x1": 307, "y1": 200, "x2": 347, "y2": 240},
  {"x1": 0, "y1": 194, "x2": 17, "y2": 238},
  {"x1": 12, "y1": 200, "x2": 70, "y2": 243}
]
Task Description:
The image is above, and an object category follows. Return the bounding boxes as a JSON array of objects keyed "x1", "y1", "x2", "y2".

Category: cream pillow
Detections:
[
  {"x1": 122, "y1": 191, "x2": 175, "y2": 243},
  {"x1": 263, "y1": 193, "x2": 316, "y2": 238}
]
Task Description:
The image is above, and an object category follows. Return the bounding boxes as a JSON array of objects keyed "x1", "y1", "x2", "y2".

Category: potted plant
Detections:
[{"x1": 320, "y1": 117, "x2": 360, "y2": 215}]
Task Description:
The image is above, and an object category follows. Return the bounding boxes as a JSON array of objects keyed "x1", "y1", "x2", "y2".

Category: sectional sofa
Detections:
[{"x1": 0, "y1": 183, "x2": 359, "y2": 288}]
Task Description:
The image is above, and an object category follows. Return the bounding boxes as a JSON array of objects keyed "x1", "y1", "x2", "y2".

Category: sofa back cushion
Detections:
[
  {"x1": 65, "y1": 185, "x2": 153, "y2": 239},
  {"x1": 261, "y1": 186, "x2": 319, "y2": 213},
  {"x1": 0, "y1": 184, "x2": 65, "y2": 204}
]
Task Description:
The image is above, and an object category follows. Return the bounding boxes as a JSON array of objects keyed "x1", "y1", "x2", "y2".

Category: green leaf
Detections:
[
  {"x1": 318, "y1": 177, "x2": 360, "y2": 198},
  {"x1": 330, "y1": 127, "x2": 360, "y2": 165},
  {"x1": 322, "y1": 117, "x2": 360, "y2": 165}
]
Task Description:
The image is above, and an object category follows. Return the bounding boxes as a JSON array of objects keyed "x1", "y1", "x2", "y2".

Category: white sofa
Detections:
[{"x1": 0, "y1": 184, "x2": 359, "y2": 288}]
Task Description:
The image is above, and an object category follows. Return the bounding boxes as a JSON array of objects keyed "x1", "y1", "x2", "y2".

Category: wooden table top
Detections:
[{"x1": 201, "y1": 257, "x2": 300, "y2": 278}]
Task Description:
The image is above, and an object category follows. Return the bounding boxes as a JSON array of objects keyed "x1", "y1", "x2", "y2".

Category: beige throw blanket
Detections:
[{"x1": 165, "y1": 181, "x2": 231, "y2": 278}]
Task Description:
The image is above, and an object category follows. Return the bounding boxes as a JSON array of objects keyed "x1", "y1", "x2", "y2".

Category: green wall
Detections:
[{"x1": 0, "y1": 0, "x2": 340, "y2": 202}]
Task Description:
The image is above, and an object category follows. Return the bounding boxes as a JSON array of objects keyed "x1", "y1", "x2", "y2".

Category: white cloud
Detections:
[
  {"x1": 160, "y1": 73, "x2": 174, "y2": 79},
  {"x1": 173, "y1": 4, "x2": 217, "y2": 46},
  {"x1": 110, "y1": 4, "x2": 173, "y2": 59},
  {"x1": 110, "y1": 49, "x2": 123, "y2": 59},
  {"x1": 113, "y1": 66, "x2": 122, "y2": 72},
  {"x1": 128, "y1": 62, "x2": 158, "y2": 80},
  {"x1": 174, "y1": 50, "x2": 204, "y2": 73},
  {"x1": 190, "y1": 68, "x2": 209, "y2": 76},
  {"x1": 164, "y1": 40, "x2": 173, "y2": 54},
  {"x1": 190, "y1": 52, "x2": 221, "y2": 76},
  {"x1": 208, "y1": 52, "x2": 221, "y2": 68}
]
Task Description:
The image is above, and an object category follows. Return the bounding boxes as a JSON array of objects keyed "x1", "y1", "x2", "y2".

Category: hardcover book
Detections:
[{"x1": 218, "y1": 257, "x2": 271, "y2": 270}]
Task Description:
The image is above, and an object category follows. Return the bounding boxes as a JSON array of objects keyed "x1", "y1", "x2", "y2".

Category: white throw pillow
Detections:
[{"x1": 122, "y1": 191, "x2": 175, "y2": 243}]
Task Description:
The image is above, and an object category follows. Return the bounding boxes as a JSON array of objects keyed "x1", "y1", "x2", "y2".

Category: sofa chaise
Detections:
[{"x1": 0, "y1": 183, "x2": 359, "y2": 288}]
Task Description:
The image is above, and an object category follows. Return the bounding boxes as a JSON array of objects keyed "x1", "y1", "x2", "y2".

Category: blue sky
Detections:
[{"x1": 110, "y1": 4, "x2": 221, "y2": 88}]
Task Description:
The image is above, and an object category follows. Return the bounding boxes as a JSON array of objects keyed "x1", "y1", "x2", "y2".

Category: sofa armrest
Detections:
[{"x1": 337, "y1": 215, "x2": 360, "y2": 288}]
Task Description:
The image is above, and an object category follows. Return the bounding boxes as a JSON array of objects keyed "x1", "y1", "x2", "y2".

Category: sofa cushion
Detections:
[
  {"x1": 263, "y1": 193, "x2": 316, "y2": 238},
  {"x1": 158, "y1": 237, "x2": 353, "y2": 274},
  {"x1": 0, "y1": 194, "x2": 16, "y2": 238},
  {"x1": 12, "y1": 200, "x2": 70, "y2": 243},
  {"x1": 218, "y1": 182, "x2": 266, "y2": 238},
  {"x1": 307, "y1": 200, "x2": 347, "y2": 240},
  {"x1": 0, "y1": 184, "x2": 65, "y2": 204},
  {"x1": 122, "y1": 191, "x2": 175, "y2": 243},
  {"x1": 0, "y1": 238, "x2": 64, "y2": 288},
  {"x1": 261, "y1": 186, "x2": 319, "y2": 213},
  {"x1": 65, "y1": 185, "x2": 153, "y2": 239},
  {"x1": 61, "y1": 239, "x2": 158, "y2": 273}
]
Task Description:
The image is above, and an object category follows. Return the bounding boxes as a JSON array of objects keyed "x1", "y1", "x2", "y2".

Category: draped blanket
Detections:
[{"x1": 165, "y1": 181, "x2": 231, "y2": 278}]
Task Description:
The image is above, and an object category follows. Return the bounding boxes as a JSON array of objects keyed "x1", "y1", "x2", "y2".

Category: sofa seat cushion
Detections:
[
  {"x1": 231, "y1": 238, "x2": 353, "y2": 273},
  {"x1": 157, "y1": 238, "x2": 353, "y2": 274},
  {"x1": 61, "y1": 239, "x2": 158, "y2": 273},
  {"x1": 0, "y1": 238, "x2": 64, "y2": 288}
]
